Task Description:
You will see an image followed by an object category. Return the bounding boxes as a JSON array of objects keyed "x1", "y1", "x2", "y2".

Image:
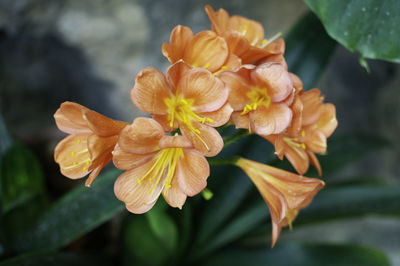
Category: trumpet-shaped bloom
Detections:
[
  {"x1": 131, "y1": 61, "x2": 233, "y2": 157},
  {"x1": 219, "y1": 63, "x2": 293, "y2": 136},
  {"x1": 205, "y1": 5, "x2": 285, "y2": 64},
  {"x1": 162, "y1": 25, "x2": 241, "y2": 75},
  {"x1": 236, "y1": 157, "x2": 325, "y2": 247},
  {"x1": 266, "y1": 88, "x2": 338, "y2": 175},
  {"x1": 113, "y1": 117, "x2": 210, "y2": 213},
  {"x1": 54, "y1": 102, "x2": 128, "y2": 186}
]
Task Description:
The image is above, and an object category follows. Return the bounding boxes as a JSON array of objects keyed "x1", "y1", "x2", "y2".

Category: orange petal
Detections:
[
  {"x1": 259, "y1": 54, "x2": 288, "y2": 71},
  {"x1": 242, "y1": 38, "x2": 285, "y2": 64},
  {"x1": 162, "y1": 25, "x2": 194, "y2": 63},
  {"x1": 263, "y1": 134, "x2": 284, "y2": 160},
  {"x1": 152, "y1": 114, "x2": 176, "y2": 132},
  {"x1": 177, "y1": 68, "x2": 228, "y2": 112},
  {"x1": 286, "y1": 96, "x2": 303, "y2": 137},
  {"x1": 54, "y1": 102, "x2": 92, "y2": 134},
  {"x1": 54, "y1": 134, "x2": 92, "y2": 179},
  {"x1": 222, "y1": 53, "x2": 242, "y2": 72},
  {"x1": 222, "y1": 31, "x2": 250, "y2": 57},
  {"x1": 249, "y1": 103, "x2": 292, "y2": 136},
  {"x1": 163, "y1": 174, "x2": 187, "y2": 209},
  {"x1": 114, "y1": 158, "x2": 164, "y2": 214},
  {"x1": 181, "y1": 122, "x2": 224, "y2": 157},
  {"x1": 252, "y1": 63, "x2": 293, "y2": 102},
  {"x1": 118, "y1": 117, "x2": 164, "y2": 154},
  {"x1": 112, "y1": 144, "x2": 155, "y2": 170},
  {"x1": 176, "y1": 149, "x2": 210, "y2": 196},
  {"x1": 131, "y1": 67, "x2": 171, "y2": 115},
  {"x1": 231, "y1": 111, "x2": 251, "y2": 130},
  {"x1": 205, "y1": 5, "x2": 230, "y2": 36},
  {"x1": 289, "y1": 72, "x2": 303, "y2": 91},
  {"x1": 158, "y1": 135, "x2": 193, "y2": 149},
  {"x1": 300, "y1": 88, "x2": 322, "y2": 126},
  {"x1": 183, "y1": 30, "x2": 228, "y2": 72},
  {"x1": 85, "y1": 153, "x2": 112, "y2": 187},
  {"x1": 87, "y1": 134, "x2": 118, "y2": 165},
  {"x1": 229, "y1": 15, "x2": 265, "y2": 45},
  {"x1": 219, "y1": 71, "x2": 251, "y2": 111},
  {"x1": 284, "y1": 142, "x2": 310, "y2": 175},
  {"x1": 236, "y1": 158, "x2": 324, "y2": 247},
  {"x1": 307, "y1": 150, "x2": 322, "y2": 176},
  {"x1": 200, "y1": 102, "x2": 233, "y2": 127},
  {"x1": 304, "y1": 129, "x2": 327, "y2": 154},
  {"x1": 317, "y1": 103, "x2": 338, "y2": 138},
  {"x1": 165, "y1": 60, "x2": 192, "y2": 90},
  {"x1": 83, "y1": 109, "x2": 127, "y2": 137}
]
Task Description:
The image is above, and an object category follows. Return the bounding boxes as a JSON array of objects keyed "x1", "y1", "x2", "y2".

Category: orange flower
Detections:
[
  {"x1": 131, "y1": 61, "x2": 233, "y2": 157},
  {"x1": 54, "y1": 102, "x2": 128, "y2": 186},
  {"x1": 205, "y1": 5, "x2": 285, "y2": 64},
  {"x1": 266, "y1": 87, "x2": 338, "y2": 175},
  {"x1": 113, "y1": 117, "x2": 210, "y2": 213},
  {"x1": 219, "y1": 63, "x2": 293, "y2": 135},
  {"x1": 162, "y1": 25, "x2": 241, "y2": 75},
  {"x1": 236, "y1": 157, "x2": 325, "y2": 247}
]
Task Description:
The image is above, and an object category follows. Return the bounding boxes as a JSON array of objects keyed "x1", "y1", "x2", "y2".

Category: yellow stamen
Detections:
[
  {"x1": 301, "y1": 130, "x2": 306, "y2": 137},
  {"x1": 213, "y1": 65, "x2": 228, "y2": 76},
  {"x1": 241, "y1": 25, "x2": 248, "y2": 35},
  {"x1": 204, "y1": 63, "x2": 211, "y2": 69},
  {"x1": 286, "y1": 209, "x2": 298, "y2": 230},
  {"x1": 258, "y1": 32, "x2": 282, "y2": 48},
  {"x1": 165, "y1": 95, "x2": 213, "y2": 151},
  {"x1": 134, "y1": 148, "x2": 184, "y2": 202},
  {"x1": 241, "y1": 87, "x2": 271, "y2": 115},
  {"x1": 71, "y1": 152, "x2": 76, "y2": 157}
]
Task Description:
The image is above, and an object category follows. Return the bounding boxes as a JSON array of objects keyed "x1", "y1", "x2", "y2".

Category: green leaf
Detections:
[
  {"x1": 0, "y1": 142, "x2": 45, "y2": 213},
  {"x1": 304, "y1": 0, "x2": 400, "y2": 63},
  {"x1": 298, "y1": 185, "x2": 400, "y2": 224},
  {"x1": 203, "y1": 243, "x2": 390, "y2": 266},
  {"x1": 122, "y1": 209, "x2": 178, "y2": 266},
  {"x1": 285, "y1": 12, "x2": 337, "y2": 89},
  {"x1": 146, "y1": 202, "x2": 178, "y2": 254},
  {"x1": 0, "y1": 251, "x2": 110, "y2": 266},
  {"x1": 308, "y1": 134, "x2": 388, "y2": 176},
  {"x1": 10, "y1": 169, "x2": 124, "y2": 252}
]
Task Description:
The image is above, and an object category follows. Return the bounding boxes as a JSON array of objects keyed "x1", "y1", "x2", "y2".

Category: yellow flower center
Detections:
[
  {"x1": 241, "y1": 87, "x2": 271, "y2": 115},
  {"x1": 62, "y1": 138, "x2": 91, "y2": 172},
  {"x1": 137, "y1": 148, "x2": 184, "y2": 198},
  {"x1": 164, "y1": 95, "x2": 214, "y2": 151}
]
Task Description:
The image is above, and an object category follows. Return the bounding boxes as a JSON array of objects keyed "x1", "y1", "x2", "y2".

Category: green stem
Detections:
[{"x1": 223, "y1": 129, "x2": 250, "y2": 148}]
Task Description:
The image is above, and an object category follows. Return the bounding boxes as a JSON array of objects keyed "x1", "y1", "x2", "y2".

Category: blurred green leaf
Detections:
[
  {"x1": 0, "y1": 251, "x2": 110, "y2": 266},
  {"x1": 285, "y1": 12, "x2": 337, "y2": 89},
  {"x1": 203, "y1": 243, "x2": 390, "y2": 266},
  {"x1": 122, "y1": 205, "x2": 179, "y2": 266},
  {"x1": 304, "y1": 0, "x2": 400, "y2": 63},
  {"x1": 307, "y1": 134, "x2": 388, "y2": 176},
  {"x1": 273, "y1": 134, "x2": 388, "y2": 177},
  {"x1": 10, "y1": 169, "x2": 123, "y2": 252},
  {"x1": 0, "y1": 142, "x2": 45, "y2": 213},
  {"x1": 298, "y1": 185, "x2": 400, "y2": 224},
  {"x1": 146, "y1": 203, "x2": 178, "y2": 254}
]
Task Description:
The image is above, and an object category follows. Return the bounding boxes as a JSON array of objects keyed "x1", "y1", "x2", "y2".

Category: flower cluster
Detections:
[{"x1": 54, "y1": 5, "x2": 337, "y2": 247}]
